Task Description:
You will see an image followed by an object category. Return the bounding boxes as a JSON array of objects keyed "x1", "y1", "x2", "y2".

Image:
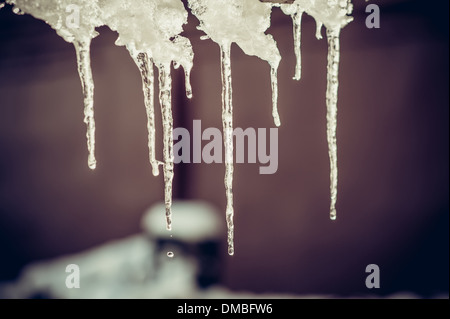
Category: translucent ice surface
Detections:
[
  {"x1": 4, "y1": 0, "x2": 353, "y2": 254},
  {"x1": 280, "y1": 0, "x2": 353, "y2": 220},
  {"x1": 188, "y1": 0, "x2": 282, "y2": 255},
  {"x1": 100, "y1": 0, "x2": 194, "y2": 230}
]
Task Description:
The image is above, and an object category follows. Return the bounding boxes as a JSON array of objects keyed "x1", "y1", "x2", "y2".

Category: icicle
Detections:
[
  {"x1": 157, "y1": 62, "x2": 174, "y2": 231},
  {"x1": 315, "y1": 21, "x2": 323, "y2": 40},
  {"x1": 325, "y1": 27, "x2": 341, "y2": 221},
  {"x1": 270, "y1": 65, "x2": 281, "y2": 127},
  {"x1": 291, "y1": 8, "x2": 303, "y2": 80},
  {"x1": 74, "y1": 40, "x2": 96, "y2": 170},
  {"x1": 184, "y1": 68, "x2": 193, "y2": 99},
  {"x1": 130, "y1": 49, "x2": 161, "y2": 177},
  {"x1": 220, "y1": 43, "x2": 234, "y2": 256}
]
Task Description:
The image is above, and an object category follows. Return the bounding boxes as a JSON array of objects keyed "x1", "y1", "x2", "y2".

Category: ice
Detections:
[
  {"x1": 6, "y1": 0, "x2": 102, "y2": 169},
  {"x1": 74, "y1": 40, "x2": 97, "y2": 170},
  {"x1": 271, "y1": 67, "x2": 281, "y2": 127},
  {"x1": 325, "y1": 27, "x2": 340, "y2": 221},
  {"x1": 6, "y1": 0, "x2": 101, "y2": 43},
  {"x1": 280, "y1": 0, "x2": 353, "y2": 220},
  {"x1": 6, "y1": 0, "x2": 193, "y2": 239},
  {"x1": 8, "y1": 0, "x2": 194, "y2": 230},
  {"x1": 309, "y1": 0, "x2": 353, "y2": 220},
  {"x1": 220, "y1": 43, "x2": 234, "y2": 256},
  {"x1": 4, "y1": 0, "x2": 354, "y2": 253},
  {"x1": 129, "y1": 48, "x2": 161, "y2": 177},
  {"x1": 188, "y1": 0, "x2": 281, "y2": 127},
  {"x1": 158, "y1": 62, "x2": 175, "y2": 231},
  {"x1": 281, "y1": 3, "x2": 305, "y2": 80},
  {"x1": 99, "y1": 0, "x2": 193, "y2": 74},
  {"x1": 188, "y1": 0, "x2": 282, "y2": 255},
  {"x1": 100, "y1": 0, "x2": 194, "y2": 230}
]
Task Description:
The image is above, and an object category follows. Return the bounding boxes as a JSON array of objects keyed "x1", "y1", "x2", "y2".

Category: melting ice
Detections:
[
  {"x1": 188, "y1": 0, "x2": 281, "y2": 255},
  {"x1": 100, "y1": 0, "x2": 194, "y2": 231},
  {"x1": 5, "y1": 0, "x2": 353, "y2": 254},
  {"x1": 6, "y1": 0, "x2": 102, "y2": 169}
]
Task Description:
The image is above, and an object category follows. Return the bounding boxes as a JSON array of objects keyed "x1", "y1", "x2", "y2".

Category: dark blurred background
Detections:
[{"x1": 0, "y1": 0, "x2": 448, "y2": 297}]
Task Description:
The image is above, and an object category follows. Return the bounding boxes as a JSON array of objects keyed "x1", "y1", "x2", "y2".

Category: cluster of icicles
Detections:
[{"x1": 3, "y1": 0, "x2": 353, "y2": 255}]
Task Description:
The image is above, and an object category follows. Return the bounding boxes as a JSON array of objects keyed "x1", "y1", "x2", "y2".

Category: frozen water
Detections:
[
  {"x1": 100, "y1": 0, "x2": 194, "y2": 229},
  {"x1": 129, "y1": 49, "x2": 161, "y2": 177},
  {"x1": 5, "y1": 0, "x2": 353, "y2": 253},
  {"x1": 6, "y1": 0, "x2": 102, "y2": 168},
  {"x1": 280, "y1": 0, "x2": 353, "y2": 220},
  {"x1": 188, "y1": 0, "x2": 282, "y2": 255}
]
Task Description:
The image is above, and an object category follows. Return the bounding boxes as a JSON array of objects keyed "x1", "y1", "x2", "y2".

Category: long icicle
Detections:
[
  {"x1": 325, "y1": 27, "x2": 340, "y2": 221},
  {"x1": 158, "y1": 62, "x2": 174, "y2": 230},
  {"x1": 74, "y1": 39, "x2": 96, "y2": 170},
  {"x1": 220, "y1": 43, "x2": 234, "y2": 256},
  {"x1": 132, "y1": 50, "x2": 161, "y2": 177}
]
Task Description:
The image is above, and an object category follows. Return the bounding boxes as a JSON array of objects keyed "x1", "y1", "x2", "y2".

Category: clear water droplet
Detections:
[{"x1": 167, "y1": 251, "x2": 174, "y2": 258}]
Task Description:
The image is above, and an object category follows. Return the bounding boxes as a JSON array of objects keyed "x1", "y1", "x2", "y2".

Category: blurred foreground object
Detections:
[
  {"x1": 0, "y1": 201, "x2": 224, "y2": 298},
  {"x1": 142, "y1": 201, "x2": 224, "y2": 288}
]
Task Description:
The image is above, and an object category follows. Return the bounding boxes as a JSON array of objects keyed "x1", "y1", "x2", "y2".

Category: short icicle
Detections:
[
  {"x1": 220, "y1": 43, "x2": 235, "y2": 256},
  {"x1": 291, "y1": 7, "x2": 303, "y2": 80},
  {"x1": 270, "y1": 65, "x2": 281, "y2": 127},
  {"x1": 158, "y1": 62, "x2": 175, "y2": 231},
  {"x1": 74, "y1": 39, "x2": 96, "y2": 170},
  {"x1": 325, "y1": 27, "x2": 341, "y2": 221}
]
